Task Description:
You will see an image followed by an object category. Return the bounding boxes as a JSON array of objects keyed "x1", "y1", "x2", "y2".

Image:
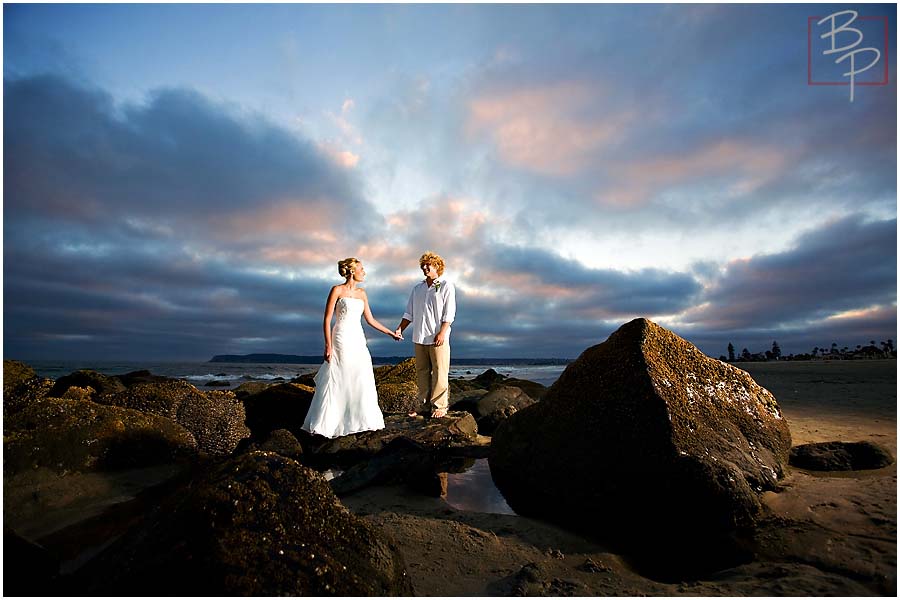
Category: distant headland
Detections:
[{"x1": 208, "y1": 353, "x2": 572, "y2": 366}]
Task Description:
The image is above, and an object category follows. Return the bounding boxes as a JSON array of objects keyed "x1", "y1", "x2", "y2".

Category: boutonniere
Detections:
[{"x1": 433, "y1": 280, "x2": 442, "y2": 291}]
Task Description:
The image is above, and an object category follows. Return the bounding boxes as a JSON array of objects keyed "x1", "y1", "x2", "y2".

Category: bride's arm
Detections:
[
  {"x1": 322, "y1": 286, "x2": 339, "y2": 360},
  {"x1": 361, "y1": 291, "x2": 401, "y2": 338}
]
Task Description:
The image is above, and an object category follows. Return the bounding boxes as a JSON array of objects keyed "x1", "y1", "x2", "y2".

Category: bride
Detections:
[{"x1": 302, "y1": 257, "x2": 401, "y2": 438}]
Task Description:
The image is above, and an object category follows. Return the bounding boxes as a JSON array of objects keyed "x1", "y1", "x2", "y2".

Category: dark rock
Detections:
[
  {"x1": 61, "y1": 385, "x2": 95, "y2": 402},
  {"x1": 116, "y1": 370, "x2": 176, "y2": 387},
  {"x1": 373, "y1": 358, "x2": 417, "y2": 385},
  {"x1": 4, "y1": 526, "x2": 60, "y2": 596},
  {"x1": 259, "y1": 429, "x2": 304, "y2": 458},
  {"x1": 789, "y1": 441, "x2": 894, "y2": 471},
  {"x1": 4, "y1": 359, "x2": 38, "y2": 389},
  {"x1": 76, "y1": 451, "x2": 413, "y2": 596},
  {"x1": 329, "y1": 437, "x2": 445, "y2": 496},
  {"x1": 310, "y1": 412, "x2": 484, "y2": 466},
  {"x1": 473, "y1": 368, "x2": 506, "y2": 388},
  {"x1": 496, "y1": 377, "x2": 548, "y2": 400},
  {"x1": 374, "y1": 358, "x2": 421, "y2": 415},
  {"x1": 377, "y1": 381, "x2": 420, "y2": 415},
  {"x1": 48, "y1": 370, "x2": 126, "y2": 398},
  {"x1": 3, "y1": 360, "x2": 54, "y2": 418},
  {"x1": 242, "y1": 383, "x2": 315, "y2": 440},
  {"x1": 290, "y1": 371, "x2": 318, "y2": 387},
  {"x1": 232, "y1": 381, "x2": 274, "y2": 398},
  {"x1": 577, "y1": 557, "x2": 611, "y2": 573},
  {"x1": 98, "y1": 381, "x2": 250, "y2": 456},
  {"x1": 476, "y1": 386, "x2": 536, "y2": 435},
  {"x1": 449, "y1": 378, "x2": 480, "y2": 394},
  {"x1": 508, "y1": 562, "x2": 586, "y2": 596},
  {"x1": 409, "y1": 470, "x2": 449, "y2": 498},
  {"x1": 449, "y1": 388, "x2": 488, "y2": 415},
  {"x1": 234, "y1": 428, "x2": 304, "y2": 460},
  {"x1": 490, "y1": 318, "x2": 792, "y2": 542},
  {"x1": 4, "y1": 398, "x2": 197, "y2": 474},
  {"x1": 205, "y1": 379, "x2": 231, "y2": 387}
]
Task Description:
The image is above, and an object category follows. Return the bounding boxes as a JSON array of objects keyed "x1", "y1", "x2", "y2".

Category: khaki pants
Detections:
[{"x1": 414, "y1": 342, "x2": 450, "y2": 412}]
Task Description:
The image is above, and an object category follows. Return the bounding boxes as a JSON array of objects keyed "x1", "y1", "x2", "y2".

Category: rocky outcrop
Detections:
[
  {"x1": 99, "y1": 381, "x2": 249, "y2": 456},
  {"x1": 308, "y1": 412, "x2": 485, "y2": 465},
  {"x1": 374, "y1": 358, "x2": 420, "y2": 415},
  {"x1": 60, "y1": 385, "x2": 95, "y2": 402},
  {"x1": 4, "y1": 397, "x2": 197, "y2": 474},
  {"x1": 473, "y1": 368, "x2": 506, "y2": 387},
  {"x1": 48, "y1": 369, "x2": 126, "y2": 398},
  {"x1": 490, "y1": 318, "x2": 792, "y2": 540},
  {"x1": 449, "y1": 388, "x2": 489, "y2": 414},
  {"x1": 242, "y1": 382, "x2": 315, "y2": 439},
  {"x1": 291, "y1": 371, "x2": 318, "y2": 387},
  {"x1": 232, "y1": 381, "x2": 274, "y2": 398},
  {"x1": 476, "y1": 386, "x2": 536, "y2": 435},
  {"x1": 236, "y1": 428, "x2": 304, "y2": 459},
  {"x1": 374, "y1": 358, "x2": 417, "y2": 384},
  {"x1": 77, "y1": 451, "x2": 413, "y2": 596},
  {"x1": 116, "y1": 370, "x2": 176, "y2": 387},
  {"x1": 790, "y1": 441, "x2": 893, "y2": 471},
  {"x1": 3, "y1": 360, "x2": 55, "y2": 418},
  {"x1": 499, "y1": 377, "x2": 548, "y2": 401}
]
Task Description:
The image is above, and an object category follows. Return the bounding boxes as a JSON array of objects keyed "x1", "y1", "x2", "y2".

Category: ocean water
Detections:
[{"x1": 25, "y1": 359, "x2": 567, "y2": 388}]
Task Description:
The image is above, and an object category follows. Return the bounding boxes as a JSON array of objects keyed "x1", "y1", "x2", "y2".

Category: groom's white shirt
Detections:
[{"x1": 402, "y1": 278, "x2": 456, "y2": 345}]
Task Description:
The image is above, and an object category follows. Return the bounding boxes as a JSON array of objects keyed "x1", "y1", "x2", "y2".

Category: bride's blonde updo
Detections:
[{"x1": 338, "y1": 257, "x2": 359, "y2": 279}]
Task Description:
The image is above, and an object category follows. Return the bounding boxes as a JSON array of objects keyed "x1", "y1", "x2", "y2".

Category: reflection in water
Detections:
[{"x1": 444, "y1": 459, "x2": 516, "y2": 515}]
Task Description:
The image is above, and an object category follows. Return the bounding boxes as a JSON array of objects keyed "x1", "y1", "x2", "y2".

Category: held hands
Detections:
[{"x1": 392, "y1": 327, "x2": 404, "y2": 341}]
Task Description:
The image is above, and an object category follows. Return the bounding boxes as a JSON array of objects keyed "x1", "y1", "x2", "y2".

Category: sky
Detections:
[{"x1": 3, "y1": 2, "x2": 897, "y2": 361}]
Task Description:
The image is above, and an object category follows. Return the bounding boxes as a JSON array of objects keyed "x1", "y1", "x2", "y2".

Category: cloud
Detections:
[
  {"x1": 4, "y1": 75, "x2": 371, "y2": 225},
  {"x1": 3, "y1": 2, "x2": 896, "y2": 364},
  {"x1": 3, "y1": 74, "x2": 389, "y2": 359},
  {"x1": 674, "y1": 214, "x2": 897, "y2": 338},
  {"x1": 466, "y1": 80, "x2": 636, "y2": 176}
]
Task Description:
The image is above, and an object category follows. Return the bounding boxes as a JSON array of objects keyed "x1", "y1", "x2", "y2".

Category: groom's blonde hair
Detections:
[{"x1": 419, "y1": 252, "x2": 445, "y2": 276}]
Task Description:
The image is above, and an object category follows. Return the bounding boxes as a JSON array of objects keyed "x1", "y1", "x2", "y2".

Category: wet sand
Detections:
[{"x1": 343, "y1": 360, "x2": 897, "y2": 596}]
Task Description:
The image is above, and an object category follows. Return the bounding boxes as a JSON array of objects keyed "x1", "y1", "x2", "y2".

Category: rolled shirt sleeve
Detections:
[
  {"x1": 441, "y1": 282, "x2": 456, "y2": 325},
  {"x1": 402, "y1": 288, "x2": 415, "y2": 322}
]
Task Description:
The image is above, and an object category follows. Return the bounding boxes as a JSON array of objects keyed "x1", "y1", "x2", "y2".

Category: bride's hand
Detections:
[{"x1": 324, "y1": 345, "x2": 332, "y2": 362}]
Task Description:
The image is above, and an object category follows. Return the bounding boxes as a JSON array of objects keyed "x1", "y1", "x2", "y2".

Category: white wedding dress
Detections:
[{"x1": 302, "y1": 297, "x2": 385, "y2": 438}]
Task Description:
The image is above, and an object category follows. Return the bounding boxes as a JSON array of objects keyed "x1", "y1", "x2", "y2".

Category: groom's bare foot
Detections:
[
  {"x1": 431, "y1": 408, "x2": 447, "y2": 418},
  {"x1": 408, "y1": 410, "x2": 419, "y2": 417}
]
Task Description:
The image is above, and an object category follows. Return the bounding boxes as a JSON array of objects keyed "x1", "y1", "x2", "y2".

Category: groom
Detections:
[{"x1": 395, "y1": 251, "x2": 457, "y2": 418}]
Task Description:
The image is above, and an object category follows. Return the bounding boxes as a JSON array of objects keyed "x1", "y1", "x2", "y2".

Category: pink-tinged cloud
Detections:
[
  {"x1": 212, "y1": 199, "x2": 337, "y2": 238},
  {"x1": 596, "y1": 138, "x2": 791, "y2": 206},
  {"x1": 318, "y1": 141, "x2": 360, "y2": 168},
  {"x1": 467, "y1": 81, "x2": 634, "y2": 177}
]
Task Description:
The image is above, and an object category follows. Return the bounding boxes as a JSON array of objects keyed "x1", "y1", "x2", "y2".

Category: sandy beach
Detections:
[{"x1": 341, "y1": 360, "x2": 897, "y2": 596}]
